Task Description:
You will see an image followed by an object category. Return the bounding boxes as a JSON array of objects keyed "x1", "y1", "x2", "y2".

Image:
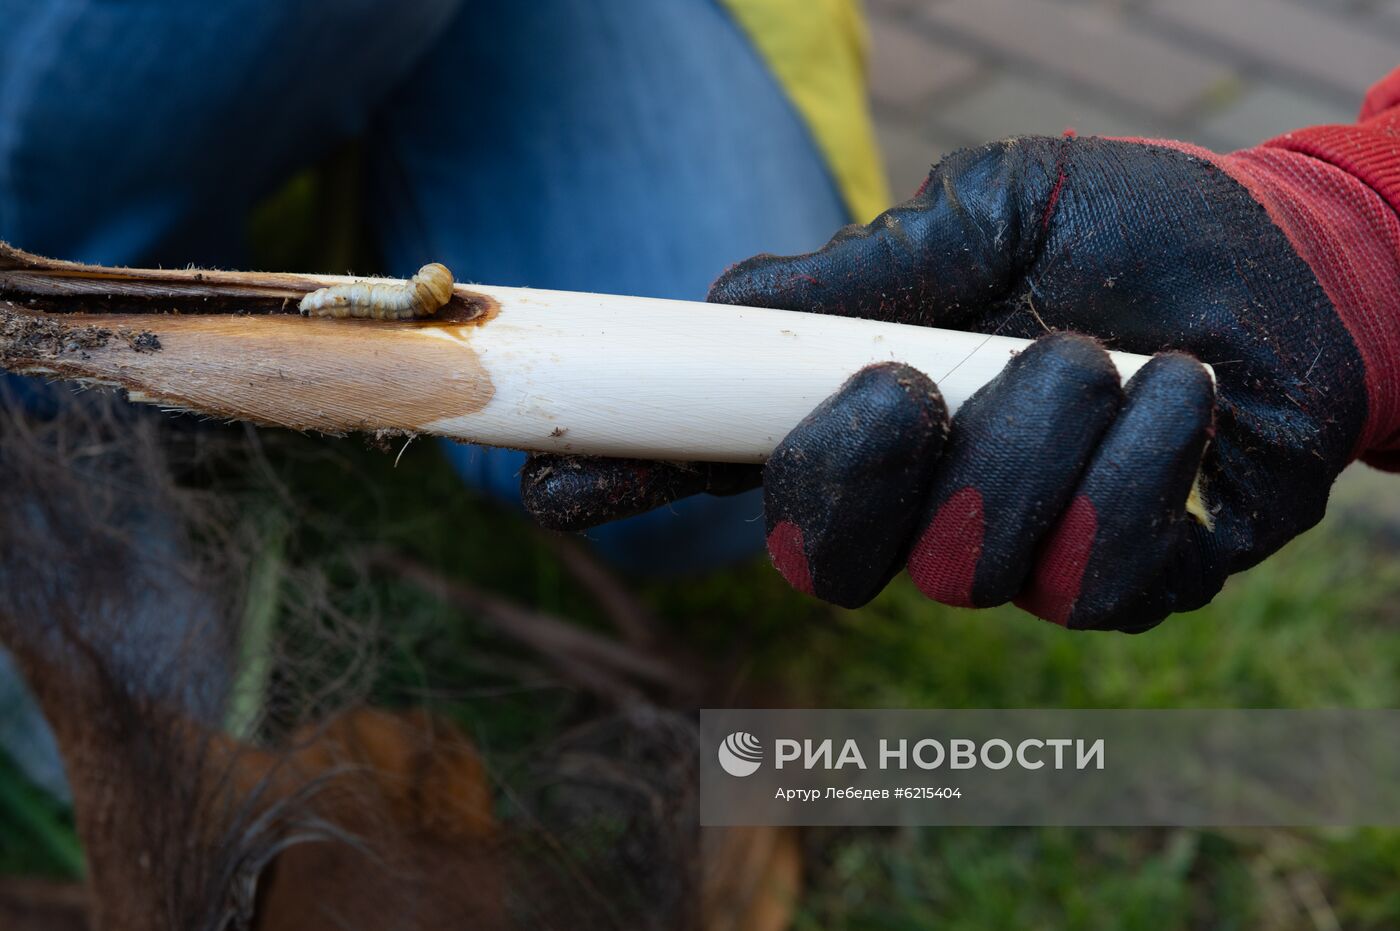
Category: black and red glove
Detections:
[{"x1": 524, "y1": 69, "x2": 1400, "y2": 633}]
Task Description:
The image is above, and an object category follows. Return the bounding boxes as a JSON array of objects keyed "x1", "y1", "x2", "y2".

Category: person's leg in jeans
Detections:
[
  {"x1": 0, "y1": 0, "x2": 462, "y2": 266},
  {"x1": 367, "y1": 0, "x2": 851, "y2": 574},
  {"x1": 0, "y1": 0, "x2": 463, "y2": 792}
]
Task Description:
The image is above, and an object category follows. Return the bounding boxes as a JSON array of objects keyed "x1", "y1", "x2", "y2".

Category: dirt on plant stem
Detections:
[
  {"x1": 1, "y1": 307, "x2": 111, "y2": 359},
  {"x1": 0, "y1": 304, "x2": 161, "y2": 369}
]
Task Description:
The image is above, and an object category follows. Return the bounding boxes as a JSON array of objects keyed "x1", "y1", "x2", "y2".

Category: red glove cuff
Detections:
[
  {"x1": 1255, "y1": 66, "x2": 1400, "y2": 465},
  {"x1": 1117, "y1": 67, "x2": 1400, "y2": 466}
]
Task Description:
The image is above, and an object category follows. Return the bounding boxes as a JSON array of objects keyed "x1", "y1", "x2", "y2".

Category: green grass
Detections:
[
  {"x1": 635, "y1": 476, "x2": 1400, "y2": 929},
  {"x1": 656, "y1": 510, "x2": 1400, "y2": 929},
  {"x1": 783, "y1": 519, "x2": 1400, "y2": 710},
  {"x1": 787, "y1": 824, "x2": 1400, "y2": 930},
  {"x1": 795, "y1": 828, "x2": 1229, "y2": 931},
  {"x1": 0, "y1": 752, "x2": 82, "y2": 878}
]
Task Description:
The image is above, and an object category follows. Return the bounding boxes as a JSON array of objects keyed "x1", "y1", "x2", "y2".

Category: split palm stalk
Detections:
[{"x1": 0, "y1": 243, "x2": 1158, "y2": 462}]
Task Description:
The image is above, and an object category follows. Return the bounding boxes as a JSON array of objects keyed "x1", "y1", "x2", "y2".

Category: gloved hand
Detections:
[{"x1": 523, "y1": 78, "x2": 1400, "y2": 632}]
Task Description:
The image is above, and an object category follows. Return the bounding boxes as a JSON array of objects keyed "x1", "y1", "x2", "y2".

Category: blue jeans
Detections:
[{"x1": 0, "y1": 0, "x2": 848, "y2": 574}]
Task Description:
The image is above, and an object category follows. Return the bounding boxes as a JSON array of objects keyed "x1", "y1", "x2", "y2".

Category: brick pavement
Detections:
[{"x1": 866, "y1": 0, "x2": 1397, "y2": 193}]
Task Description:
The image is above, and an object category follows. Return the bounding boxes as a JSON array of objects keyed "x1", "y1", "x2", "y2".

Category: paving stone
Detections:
[
  {"x1": 1369, "y1": 0, "x2": 1400, "y2": 35},
  {"x1": 917, "y1": 0, "x2": 1235, "y2": 116},
  {"x1": 875, "y1": 119, "x2": 966, "y2": 198},
  {"x1": 933, "y1": 74, "x2": 1169, "y2": 143},
  {"x1": 1051, "y1": 0, "x2": 1151, "y2": 8},
  {"x1": 864, "y1": 0, "x2": 923, "y2": 16},
  {"x1": 1246, "y1": 0, "x2": 1373, "y2": 8},
  {"x1": 1197, "y1": 82, "x2": 1360, "y2": 151},
  {"x1": 1145, "y1": 0, "x2": 1400, "y2": 99},
  {"x1": 868, "y1": 17, "x2": 982, "y2": 109}
]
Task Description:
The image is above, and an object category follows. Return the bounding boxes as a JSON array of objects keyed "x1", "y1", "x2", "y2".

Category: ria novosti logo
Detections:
[{"x1": 718, "y1": 731, "x2": 764, "y2": 777}]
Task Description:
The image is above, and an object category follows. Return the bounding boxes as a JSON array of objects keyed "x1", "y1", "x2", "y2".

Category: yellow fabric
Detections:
[{"x1": 720, "y1": 0, "x2": 891, "y2": 223}]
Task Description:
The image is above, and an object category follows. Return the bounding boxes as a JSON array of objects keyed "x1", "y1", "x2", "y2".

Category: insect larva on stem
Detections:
[{"x1": 299, "y1": 263, "x2": 455, "y2": 320}]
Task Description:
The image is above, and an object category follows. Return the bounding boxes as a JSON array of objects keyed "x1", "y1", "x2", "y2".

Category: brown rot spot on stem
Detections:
[
  {"x1": 430, "y1": 291, "x2": 499, "y2": 326},
  {"x1": 1, "y1": 304, "x2": 496, "y2": 434}
]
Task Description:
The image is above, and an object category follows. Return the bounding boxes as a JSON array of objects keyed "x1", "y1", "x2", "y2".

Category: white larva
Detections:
[{"x1": 299, "y1": 263, "x2": 455, "y2": 320}]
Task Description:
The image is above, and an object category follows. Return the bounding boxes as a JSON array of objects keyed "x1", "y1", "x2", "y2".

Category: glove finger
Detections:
[
  {"x1": 707, "y1": 140, "x2": 1064, "y2": 329},
  {"x1": 907, "y1": 332, "x2": 1123, "y2": 608},
  {"x1": 1015, "y1": 352, "x2": 1217, "y2": 632},
  {"x1": 521, "y1": 455, "x2": 759, "y2": 532},
  {"x1": 764, "y1": 362, "x2": 948, "y2": 608}
]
